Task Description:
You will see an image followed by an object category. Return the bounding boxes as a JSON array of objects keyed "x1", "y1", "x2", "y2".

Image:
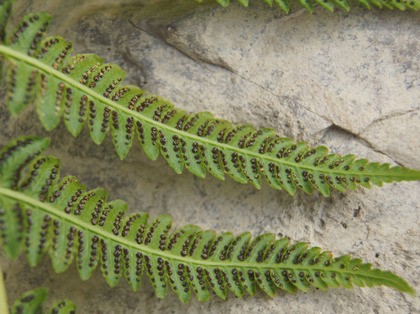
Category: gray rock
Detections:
[{"x1": 1, "y1": 0, "x2": 419, "y2": 313}]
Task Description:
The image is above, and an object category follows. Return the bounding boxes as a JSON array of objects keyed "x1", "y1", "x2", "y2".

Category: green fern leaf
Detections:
[
  {"x1": 314, "y1": 0, "x2": 336, "y2": 11},
  {"x1": 0, "y1": 0, "x2": 15, "y2": 87},
  {"x1": 49, "y1": 299, "x2": 77, "y2": 314},
  {"x1": 205, "y1": 0, "x2": 419, "y2": 11},
  {"x1": 0, "y1": 8, "x2": 419, "y2": 197},
  {"x1": 11, "y1": 288, "x2": 76, "y2": 314},
  {"x1": 0, "y1": 136, "x2": 415, "y2": 302},
  {"x1": 0, "y1": 1, "x2": 14, "y2": 43}
]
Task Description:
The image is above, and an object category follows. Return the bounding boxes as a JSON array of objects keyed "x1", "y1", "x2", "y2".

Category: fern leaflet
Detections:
[
  {"x1": 196, "y1": 0, "x2": 420, "y2": 13},
  {"x1": 11, "y1": 288, "x2": 76, "y2": 314},
  {"x1": 0, "y1": 2, "x2": 419, "y2": 197},
  {"x1": 0, "y1": 136, "x2": 415, "y2": 302}
]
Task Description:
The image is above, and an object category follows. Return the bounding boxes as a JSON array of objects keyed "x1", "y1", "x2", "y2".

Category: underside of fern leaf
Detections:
[
  {"x1": 0, "y1": 136, "x2": 415, "y2": 302},
  {"x1": 197, "y1": 0, "x2": 419, "y2": 13},
  {"x1": 216, "y1": 0, "x2": 416, "y2": 12},
  {"x1": 0, "y1": 3, "x2": 419, "y2": 197},
  {"x1": 11, "y1": 288, "x2": 76, "y2": 314}
]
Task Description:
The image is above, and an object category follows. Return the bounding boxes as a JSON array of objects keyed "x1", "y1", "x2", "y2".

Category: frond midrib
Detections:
[
  {"x1": 0, "y1": 44, "x2": 413, "y2": 180},
  {"x1": 0, "y1": 186, "x2": 391, "y2": 284}
]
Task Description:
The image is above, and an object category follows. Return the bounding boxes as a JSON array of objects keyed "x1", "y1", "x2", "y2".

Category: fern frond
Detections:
[
  {"x1": 11, "y1": 288, "x2": 76, "y2": 314},
  {"x1": 196, "y1": 0, "x2": 420, "y2": 13},
  {"x1": 0, "y1": 7, "x2": 419, "y2": 197},
  {"x1": 0, "y1": 136, "x2": 415, "y2": 302}
]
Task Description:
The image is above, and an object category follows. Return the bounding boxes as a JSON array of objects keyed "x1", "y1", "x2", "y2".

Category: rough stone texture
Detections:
[{"x1": 1, "y1": 0, "x2": 419, "y2": 313}]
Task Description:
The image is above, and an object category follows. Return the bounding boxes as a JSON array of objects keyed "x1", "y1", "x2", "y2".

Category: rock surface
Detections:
[{"x1": 1, "y1": 0, "x2": 419, "y2": 313}]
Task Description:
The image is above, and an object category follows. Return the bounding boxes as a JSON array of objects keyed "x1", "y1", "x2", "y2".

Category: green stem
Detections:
[{"x1": 0, "y1": 262, "x2": 10, "y2": 314}]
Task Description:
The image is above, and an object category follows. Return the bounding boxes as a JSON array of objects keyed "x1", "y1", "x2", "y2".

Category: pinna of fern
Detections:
[
  {"x1": 0, "y1": 1, "x2": 419, "y2": 198},
  {"x1": 196, "y1": 0, "x2": 420, "y2": 13},
  {"x1": 10, "y1": 288, "x2": 76, "y2": 314},
  {"x1": 0, "y1": 136, "x2": 416, "y2": 303}
]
